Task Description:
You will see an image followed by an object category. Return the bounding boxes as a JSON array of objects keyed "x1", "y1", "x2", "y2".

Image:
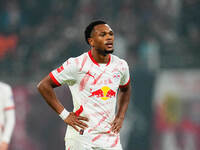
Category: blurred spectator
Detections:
[
  {"x1": 0, "y1": 34, "x2": 18, "y2": 59},
  {"x1": 1, "y1": 0, "x2": 200, "y2": 82},
  {"x1": 138, "y1": 34, "x2": 160, "y2": 71},
  {"x1": 0, "y1": 82, "x2": 15, "y2": 150}
]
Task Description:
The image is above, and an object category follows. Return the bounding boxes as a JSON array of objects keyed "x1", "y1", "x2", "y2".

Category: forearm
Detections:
[
  {"x1": 110, "y1": 84, "x2": 131, "y2": 133},
  {"x1": 37, "y1": 76, "x2": 89, "y2": 132},
  {"x1": 116, "y1": 85, "x2": 131, "y2": 118},
  {"x1": 37, "y1": 76, "x2": 64, "y2": 114},
  {"x1": 2, "y1": 110, "x2": 15, "y2": 143}
]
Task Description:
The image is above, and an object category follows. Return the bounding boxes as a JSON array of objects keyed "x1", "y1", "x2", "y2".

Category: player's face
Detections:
[{"x1": 89, "y1": 24, "x2": 114, "y2": 55}]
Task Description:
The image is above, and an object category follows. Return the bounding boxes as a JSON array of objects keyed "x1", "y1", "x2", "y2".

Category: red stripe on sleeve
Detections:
[
  {"x1": 119, "y1": 78, "x2": 130, "y2": 88},
  {"x1": 57, "y1": 65, "x2": 64, "y2": 73},
  {"x1": 49, "y1": 72, "x2": 61, "y2": 86},
  {"x1": 4, "y1": 106, "x2": 15, "y2": 111}
]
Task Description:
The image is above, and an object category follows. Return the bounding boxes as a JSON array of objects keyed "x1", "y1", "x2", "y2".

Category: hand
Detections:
[
  {"x1": 0, "y1": 142, "x2": 9, "y2": 150},
  {"x1": 64, "y1": 112, "x2": 89, "y2": 132},
  {"x1": 110, "y1": 116, "x2": 124, "y2": 134}
]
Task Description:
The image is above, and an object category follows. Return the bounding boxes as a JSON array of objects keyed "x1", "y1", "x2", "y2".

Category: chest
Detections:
[{"x1": 77, "y1": 66, "x2": 121, "y2": 92}]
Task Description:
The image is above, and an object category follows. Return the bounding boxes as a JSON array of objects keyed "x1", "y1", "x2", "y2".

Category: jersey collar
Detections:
[{"x1": 88, "y1": 50, "x2": 111, "y2": 67}]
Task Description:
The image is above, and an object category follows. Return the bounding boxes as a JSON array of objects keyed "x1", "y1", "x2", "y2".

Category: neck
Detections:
[{"x1": 91, "y1": 48, "x2": 110, "y2": 64}]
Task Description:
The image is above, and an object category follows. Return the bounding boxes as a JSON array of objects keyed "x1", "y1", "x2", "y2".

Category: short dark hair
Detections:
[{"x1": 84, "y1": 20, "x2": 107, "y2": 45}]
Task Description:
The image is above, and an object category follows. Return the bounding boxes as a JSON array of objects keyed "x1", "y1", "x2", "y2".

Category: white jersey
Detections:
[
  {"x1": 50, "y1": 50, "x2": 130, "y2": 148},
  {"x1": 0, "y1": 82, "x2": 15, "y2": 143}
]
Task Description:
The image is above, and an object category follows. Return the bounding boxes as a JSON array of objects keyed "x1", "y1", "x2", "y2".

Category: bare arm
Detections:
[
  {"x1": 37, "y1": 75, "x2": 64, "y2": 114},
  {"x1": 0, "y1": 142, "x2": 8, "y2": 150},
  {"x1": 37, "y1": 75, "x2": 88, "y2": 132},
  {"x1": 111, "y1": 83, "x2": 131, "y2": 133}
]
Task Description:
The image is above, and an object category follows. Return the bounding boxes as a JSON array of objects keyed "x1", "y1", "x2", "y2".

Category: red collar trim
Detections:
[
  {"x1": 88, "y1": 50, "x2": 111, "y2": 67},
  {"x1": 107, "y1": 54, "x2": 111, "y2": 66},
  {"x1": 88, "y1": 50, "x2": 99, "y2": 66}
]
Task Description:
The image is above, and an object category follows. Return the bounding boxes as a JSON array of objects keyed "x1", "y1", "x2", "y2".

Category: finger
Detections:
[
  {"x1": 111, "y1": 122, "x2": 116, "y2": 130},
  {"x1": 110, "y1": 120, "x2": 115, "y2": 126},
  {"x1": 111, "y1": 123, "x2": 119, "y2": 132},
  {"x1": 116, "y1": 127, "x2": 121, "y2": 133},
  {"x1": 77, "y1": 120, "x2": 88, "y2": 128},
  {"x1": 75, "y1": 122, "x2": 87, "y2": 129},
  {"x1": 113, "y1": 126, "x2": 120, "y2": 133},
  {"x1": 77, "y1": 116, "x2": 89, "y2": 121},
  {"x1": 116, "y1": 125, "x2": 122, "y2": 133},
  {"x1": 111, "y1": 126, "x2": 117, "y2": 133},
  {"x1": 74, "y1": 120, "x2": 88, "y2": 129},
  {"x1": 71, "y1": 125, "x2": 79, "y2": 132}
]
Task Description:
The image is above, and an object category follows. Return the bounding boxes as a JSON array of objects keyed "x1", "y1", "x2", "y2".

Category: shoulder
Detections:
[
  {"x1": 0, "y1": 82, "x2": 11, "y2": 89},
  {"x1": 64, "y1": 52, "x2": 87, "y2": 64},
  {"x1": 0, "y1": 82, "x2": 12, "y2": 93},
  {"x1": 111, "y1": 54, "x2": 128, "y2": 66},
  {"x1": 62, "y1": 52, "x2": 88, "y2": 71}
]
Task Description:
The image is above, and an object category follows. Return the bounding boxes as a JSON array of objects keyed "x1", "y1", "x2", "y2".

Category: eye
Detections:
[
  {"x1": 109, "y1": 32, "x2": 114, "y2": 36},
  {"x1": 100, "y1": 32, "x2": 106, "y2": 37}
]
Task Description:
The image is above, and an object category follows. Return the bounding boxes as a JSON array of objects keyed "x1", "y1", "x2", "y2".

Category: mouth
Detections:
[{"x1": 105, "y1": 41, "x2": 113, "y2": 48}]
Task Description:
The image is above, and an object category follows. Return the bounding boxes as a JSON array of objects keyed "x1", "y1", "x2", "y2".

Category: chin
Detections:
[
  {"x1": 104, "y1": 49, "x2": 114, "y2": 54},
  {"x1": 96, "y1": 48, "x2": 114, "y2": 56}
]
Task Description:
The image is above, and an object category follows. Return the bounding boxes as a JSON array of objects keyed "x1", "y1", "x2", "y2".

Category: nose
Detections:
[{"x1": 106, "y1": 34, "x2": 113, "y2": 40}]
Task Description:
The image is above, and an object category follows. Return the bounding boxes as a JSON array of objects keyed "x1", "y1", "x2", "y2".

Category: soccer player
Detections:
[
  {"x1": 37, "y1": 20, "x2": 131, "y2": 150},
  {"x1": 0, "y1": 82, "x2": 16, "y2": 150}
]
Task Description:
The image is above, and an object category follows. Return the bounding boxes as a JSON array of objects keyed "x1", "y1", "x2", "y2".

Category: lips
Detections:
[{"x1": 105, "y1": 41, "x2": 113, "y2": 48}]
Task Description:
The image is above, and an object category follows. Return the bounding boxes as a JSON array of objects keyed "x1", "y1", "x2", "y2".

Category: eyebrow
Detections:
[
  {"x1": 91, "y1": 27, "x2": 113, "y2": 37},
  {"x1": 99, "y1": 30, "x2": 113, "y2": 34}
]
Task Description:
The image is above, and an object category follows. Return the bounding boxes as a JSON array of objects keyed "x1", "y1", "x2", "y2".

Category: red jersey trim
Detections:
[
  {"x1": 88, "y1": 50, "x2": 111, "y2": 67},
  {"x1": 119, "y1": 78, "x2": 130, "y2": 88},
  {"x1": 4, "y1": 106, "x2": 15, "y2": 111},
  {"x1": 57, "y1": 65, "x2": 64, "y2": 73},
  {"x1": 75, "y1": 105, "x2": 83, "y2": 116},
  {"x1": 106, "y1": 54, "x2": 111, "y2": 66},
  {"x1": 49, "y1": 72, "x2": 61, "y2": 86}
]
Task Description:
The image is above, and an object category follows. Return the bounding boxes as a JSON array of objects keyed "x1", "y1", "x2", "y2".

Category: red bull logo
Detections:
[{"x1": 89, "y1": 86, "x2": 116, "y2": 100}]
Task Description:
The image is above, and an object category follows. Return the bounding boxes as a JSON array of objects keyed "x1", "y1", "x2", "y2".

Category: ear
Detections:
[{"x1": 88, "y1": 38, "x2": 94, "y2": 47}]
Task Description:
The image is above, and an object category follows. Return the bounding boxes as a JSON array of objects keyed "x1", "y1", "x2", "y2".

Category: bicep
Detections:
[
  {"x1": 38, "y1": 75, "x2": 59, "y2": 90},
  {"x1": 47, "y1": 75, "x2": 60, "y2": 88},
  {"x1": 119, "y1": 83, "x2": 131, "y2": 93}
]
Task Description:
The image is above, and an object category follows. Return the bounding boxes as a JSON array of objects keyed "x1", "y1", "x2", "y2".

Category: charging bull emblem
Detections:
[{"x1": 89, "y1": 86, "x2": 116, "y2": 100}]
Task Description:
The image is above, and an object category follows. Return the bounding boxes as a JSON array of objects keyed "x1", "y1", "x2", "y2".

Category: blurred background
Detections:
[{"x1": 0, "y1": 0, "x2": 200, "y2": 150}]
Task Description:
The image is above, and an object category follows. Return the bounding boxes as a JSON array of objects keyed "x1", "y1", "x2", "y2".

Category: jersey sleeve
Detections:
[
  {"x1": 119, "y1": 60, "x2": 130, "y2": 88},
  {"x1": 49, "y1": 58, "x2": 77, "y2": 86},
  {"x1": 2, "y1": 84, "x2": 16, "y2": 143},
  {"x1": 4, "y1": 86, "x2": 15, "y2": 111}
]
